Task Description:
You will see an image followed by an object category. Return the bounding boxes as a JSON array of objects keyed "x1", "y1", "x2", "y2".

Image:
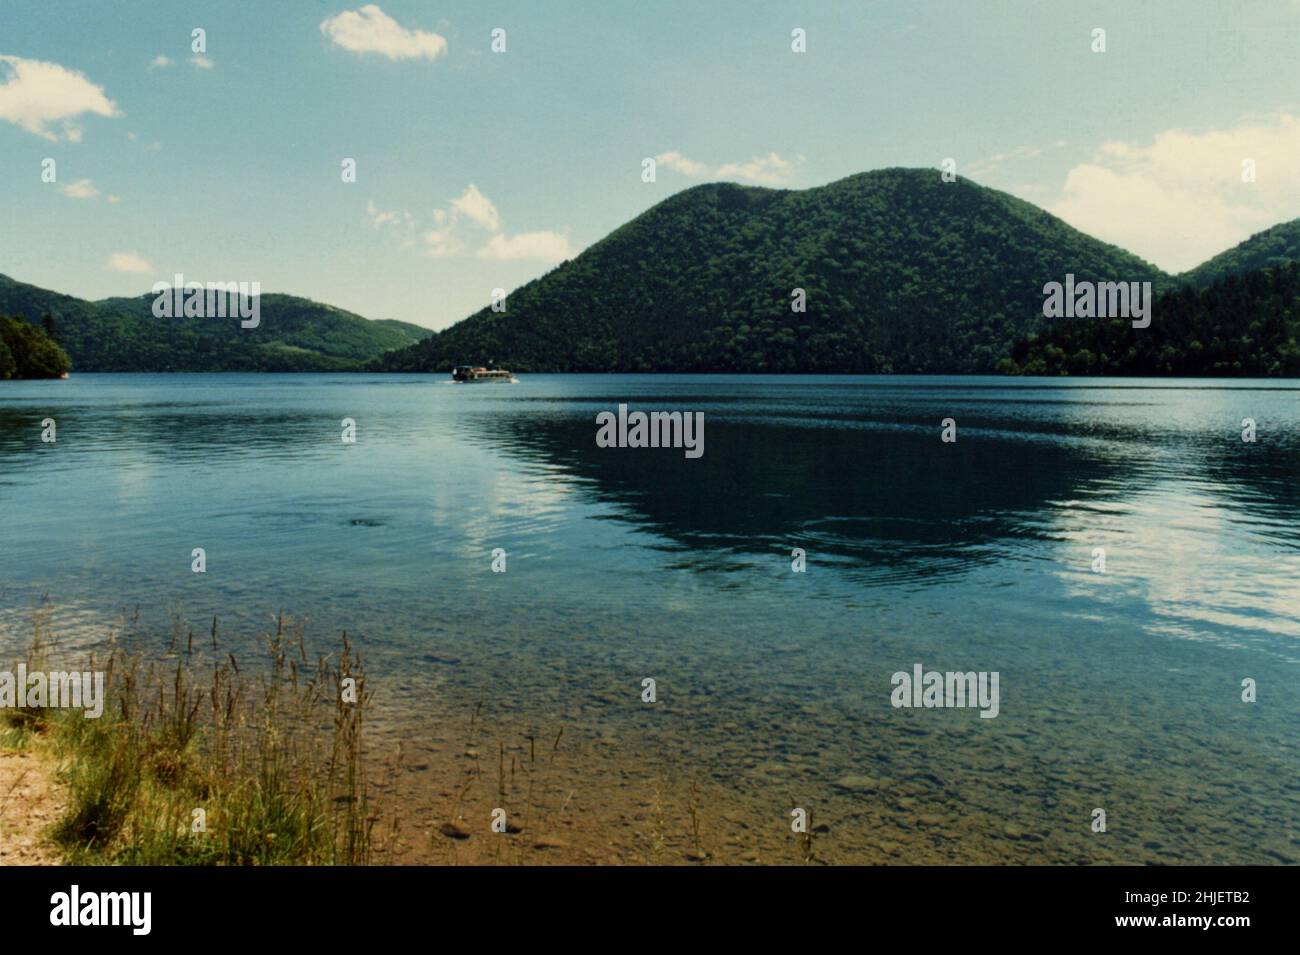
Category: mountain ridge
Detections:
[
  {"x1": 1179, "y1": 220, "x2": 1300, "y2": 288},
  {"x1": 374, "y1": 167, "x2": 1172, "y2": 374},
  {"x1": 0, "y1": 275, "x2": 432, "y2": 372}
]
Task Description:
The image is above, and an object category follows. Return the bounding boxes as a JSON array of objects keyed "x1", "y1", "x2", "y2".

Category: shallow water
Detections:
[{"x1": 1, "y1": 373, "x2": 1296, "y2": 863}]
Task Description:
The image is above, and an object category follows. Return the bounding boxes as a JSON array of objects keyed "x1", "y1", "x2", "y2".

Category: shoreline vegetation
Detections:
[
  {"x1": 3, "y1": 600, "x2": 1292, "y2": 866},
  {"x1": 1, "y1": 609, "x2": 748, "y2": 867},
  {"x1": 0, "y1": 316, "x2": 70, "y2": 380},
  {"x1": 1, "y1": 610, "x2": 380, "y2": 865}
]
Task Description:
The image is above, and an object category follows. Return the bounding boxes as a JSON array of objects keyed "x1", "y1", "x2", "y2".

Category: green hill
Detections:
[
  {"x1": 374, "y1": 168, "x2": 1167, "y2": 374},
  {"x1": 0, "y1": 275, "x2": 432, "y2": 372},
  {"x1": 1180, "y1": 220, "x2": 1300, "y2": 288},
  {"x1": 999, "y1": 261, "x2": 1300, "y2": 377}
]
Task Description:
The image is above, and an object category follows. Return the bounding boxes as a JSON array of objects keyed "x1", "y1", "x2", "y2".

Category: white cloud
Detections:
[
  {"x1": 107, "y1": 251, "x2": 153, "y2": 273},
  {"x1": 422, "y1": 208, "x2": 463, "y2": 257},
  {"x1": 477, "y1": 231, "x2": 574, "y2": 263},
  {"x1": 106, "y1": 195, "x2": 121, "y2": 204},
  {"x1": 189, "y1": 55, "x2": 215, "y2": 70},
  {"x1": 0, "y1": 55, "x2": 120, "y2": 141},
  {"x1": 148, "y1": 55, "x2": 174, "y2": 71},
  {"x1": 366, "y1": 200, "x2": 397, "y2": 228},
  {"x1": 450, "y1": 184, "x2": 500, "y2": 231},
  {"x1": 655, "y1": 149, "x2": 796, "y2": 185},
  {"x1": 60, "y1": 178, "x2": 99, "y2": 199},
  {"x1": 365, "y1": 199, "x2": 422, "y2": 254},
  {"x1": 655, "y1": 150, "x2": 711, "y2": 177},
  {"x1": 366, "y1": 198, "x2": 413, "y2": 230},
  {"x1": 967, "y1": 145, "x2": 1043, "y2": 178},
  {"x1": 716, "y1": 152, "x2": 792, "y2": 186},
  {"x1": 320, "y1": 5, "x2": 448, "y2": 61},
  {"x1": 371, "y1": 184, "x2": 574, "y2": 262},
  {"x1": 1048, "y1": 112, "x2": 1300, "y2": 272}
]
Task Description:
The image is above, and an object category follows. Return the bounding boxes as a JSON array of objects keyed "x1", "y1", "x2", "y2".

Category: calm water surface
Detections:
[{"x1": 1, "y1": 374, "x2": 1296, "y2": 863}]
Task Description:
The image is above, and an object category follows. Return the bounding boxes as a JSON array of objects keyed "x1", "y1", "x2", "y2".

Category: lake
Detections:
[{"x1": 1, "y1": 373, "x2": 1297, "y2": 864}]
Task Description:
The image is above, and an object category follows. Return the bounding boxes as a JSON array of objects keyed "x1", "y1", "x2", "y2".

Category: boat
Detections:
[{"x1": 452, "y1": 365, "x2": 515, "y2": 383}]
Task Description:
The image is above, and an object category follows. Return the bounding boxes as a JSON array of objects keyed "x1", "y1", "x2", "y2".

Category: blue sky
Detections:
[{"x1": 2, "y1": 0, "x2": 1299, "y2": 329}]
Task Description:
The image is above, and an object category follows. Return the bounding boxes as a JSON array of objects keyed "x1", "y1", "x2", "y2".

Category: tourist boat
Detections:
[{"x1": 452, "y1": 365, "x2": 515, "y2": 383}]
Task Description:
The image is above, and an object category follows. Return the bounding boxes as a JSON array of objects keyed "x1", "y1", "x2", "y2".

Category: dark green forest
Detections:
[
  {"x1": 999, "y1": 262, "x2": 1300, "y2": 377},
  {"x1": 373, "y1": 168, "x2": 1166, "y2": 374},
  {"x1": 0, "y1": 315, "x2": 72, "y2": 379},
  {"x1": 0, "y1": 275, "x2": 432, "y2": 372},
  {"x1": 1179, "y1": 220, "x2": 1300, "y2": 289}
]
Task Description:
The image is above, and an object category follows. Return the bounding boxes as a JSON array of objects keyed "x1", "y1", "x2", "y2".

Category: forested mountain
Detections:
[
  {"x1": 1179, "y1": 220, "x2": 1300, "y2": 288},
  {"x1": 374, "y1": 168, "x2": 1166, "y2": 374},
  {"x1": 999, "y1": 262, "x2": 1300, "y2": 377},
  {"x1": 0, "y1": 275, "x2": 431, "y2": 372}
]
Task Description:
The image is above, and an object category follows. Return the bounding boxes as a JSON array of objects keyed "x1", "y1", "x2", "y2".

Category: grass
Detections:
[
  {"x1": 3, "y1": 610, "x2": 799, "y2": 866},
  {"x1": 2, "y1": 609, "x2": 378, "y2": 865}
]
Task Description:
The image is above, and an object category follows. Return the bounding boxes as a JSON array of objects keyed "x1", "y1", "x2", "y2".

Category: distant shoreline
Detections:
[{"x1": 6, "y1": 370, "x2": 1299, "y2": 379}]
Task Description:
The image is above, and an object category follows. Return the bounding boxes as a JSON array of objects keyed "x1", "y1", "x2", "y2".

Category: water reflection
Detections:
[{"x1": 462, "y1": 406, "x2": 1137, "y2": 585}]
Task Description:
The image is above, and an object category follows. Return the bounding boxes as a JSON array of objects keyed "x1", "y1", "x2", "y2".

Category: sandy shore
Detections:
[{"x1": 0, "y1": 745, "x2": 63, "y2": 865}]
